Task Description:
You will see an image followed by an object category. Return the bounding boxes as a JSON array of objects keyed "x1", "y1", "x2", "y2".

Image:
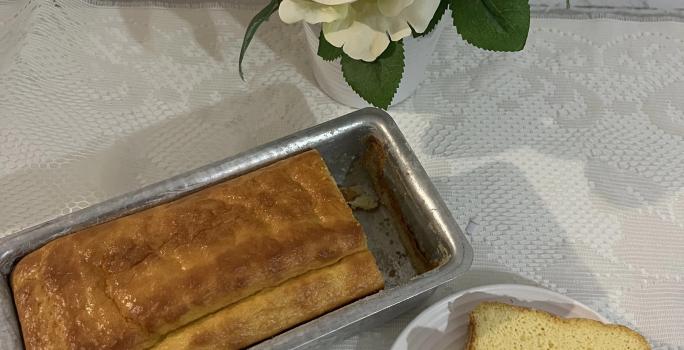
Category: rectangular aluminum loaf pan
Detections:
[{"x1": 0, "y1": 108, "x2": 473, "y2": 349}]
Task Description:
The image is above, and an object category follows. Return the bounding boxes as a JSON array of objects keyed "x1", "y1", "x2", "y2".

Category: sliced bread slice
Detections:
[{"x1": 467, "y1": 301, "x2": 650, "y2": 350}]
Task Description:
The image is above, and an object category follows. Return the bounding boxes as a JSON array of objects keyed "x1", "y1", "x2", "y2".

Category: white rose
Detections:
[{"x1": 279, "y1": 0, "x2": 440, "y2": 62}]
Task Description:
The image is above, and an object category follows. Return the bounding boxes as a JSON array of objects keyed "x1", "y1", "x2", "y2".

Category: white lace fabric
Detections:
[{"x1": 0, "y1": 1, "x2": 683, "y2": 349}]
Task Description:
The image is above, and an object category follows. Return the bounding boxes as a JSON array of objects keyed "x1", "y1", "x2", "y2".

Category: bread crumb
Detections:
[{"x1": 340, "y1": 185, "x2": 379, "y2": 210}]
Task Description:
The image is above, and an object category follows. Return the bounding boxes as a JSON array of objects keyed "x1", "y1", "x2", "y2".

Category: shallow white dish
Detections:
[{"x1": 391, "y1": 284, "x2": 608, "y2": 350}]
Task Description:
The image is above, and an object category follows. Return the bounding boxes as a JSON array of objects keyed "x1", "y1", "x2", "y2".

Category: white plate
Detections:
[{"x1": 391, "y1": 284, "x2": 608, "y2": 350}]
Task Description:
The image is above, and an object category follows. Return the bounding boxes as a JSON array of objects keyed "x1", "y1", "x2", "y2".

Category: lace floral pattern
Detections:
[{"x1": 0, "y1": 1, "x2": 683, "y2": 348}]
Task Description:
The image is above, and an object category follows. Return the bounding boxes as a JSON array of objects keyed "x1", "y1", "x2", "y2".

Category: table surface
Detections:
[{"x1": 1, "y1": 1, "x2": 683, "y2": 349}]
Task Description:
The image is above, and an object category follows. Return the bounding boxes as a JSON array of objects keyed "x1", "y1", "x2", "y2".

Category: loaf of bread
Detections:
[
  {"x1": 153, "y1": 250, "x2": 383, "y2": 350},
  {"x1": 467, "y1": 302, "x2": 650, "y2": 350},
  {"x1": 12, "y1": 150, "x2": 384, "y2": 350}
]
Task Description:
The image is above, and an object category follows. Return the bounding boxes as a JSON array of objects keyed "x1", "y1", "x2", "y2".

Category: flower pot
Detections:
[{"x1": 303, "y1": 20, "x2": 446, "y2": 108}]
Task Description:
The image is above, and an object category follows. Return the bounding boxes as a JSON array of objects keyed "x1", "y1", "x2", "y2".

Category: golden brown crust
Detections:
[
  {"x1": 466, "y1": 312, "x2": 477, "y2": 350},
  {"x1": 12, "y1": 150, "x2": 371, "y2": 350},
  {"x1": 12, "y1": 237, "x2": 150, "y2": 350},
  {"x1": 152, "y1": 250, "x2": 384, "y2": 350}
]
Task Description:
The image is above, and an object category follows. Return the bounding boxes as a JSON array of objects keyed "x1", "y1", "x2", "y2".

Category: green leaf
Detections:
[
  {"x1": 317, "y1": 31, "x2": 343, "y2": 61},
  {"x1": 341, "y1": 41, "x2": 405, "y2": 109},
  {"x1": 414, "y1": 0, "x2": 449, "y2": 38},
  {"x1": 239, "y1": 0, "x2": 280, "y2": 80},
  {"x1": 451, "y1": 0, "x2": 530, "y2": 51}
]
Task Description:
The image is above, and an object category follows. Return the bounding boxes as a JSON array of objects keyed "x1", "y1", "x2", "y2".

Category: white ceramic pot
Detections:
[{"x1": 303, "y1": 21, "x2": 446, "y2": 108}]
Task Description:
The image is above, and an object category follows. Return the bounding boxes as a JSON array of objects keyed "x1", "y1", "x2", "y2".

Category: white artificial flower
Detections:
[{"x1": 279, "y1": 0, "x2": 440, "y2": 62}]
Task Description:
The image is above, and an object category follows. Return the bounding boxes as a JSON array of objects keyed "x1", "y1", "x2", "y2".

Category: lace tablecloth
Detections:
[{"x1": 1, "y1": 1, "x2": 683, "y2": 349}]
